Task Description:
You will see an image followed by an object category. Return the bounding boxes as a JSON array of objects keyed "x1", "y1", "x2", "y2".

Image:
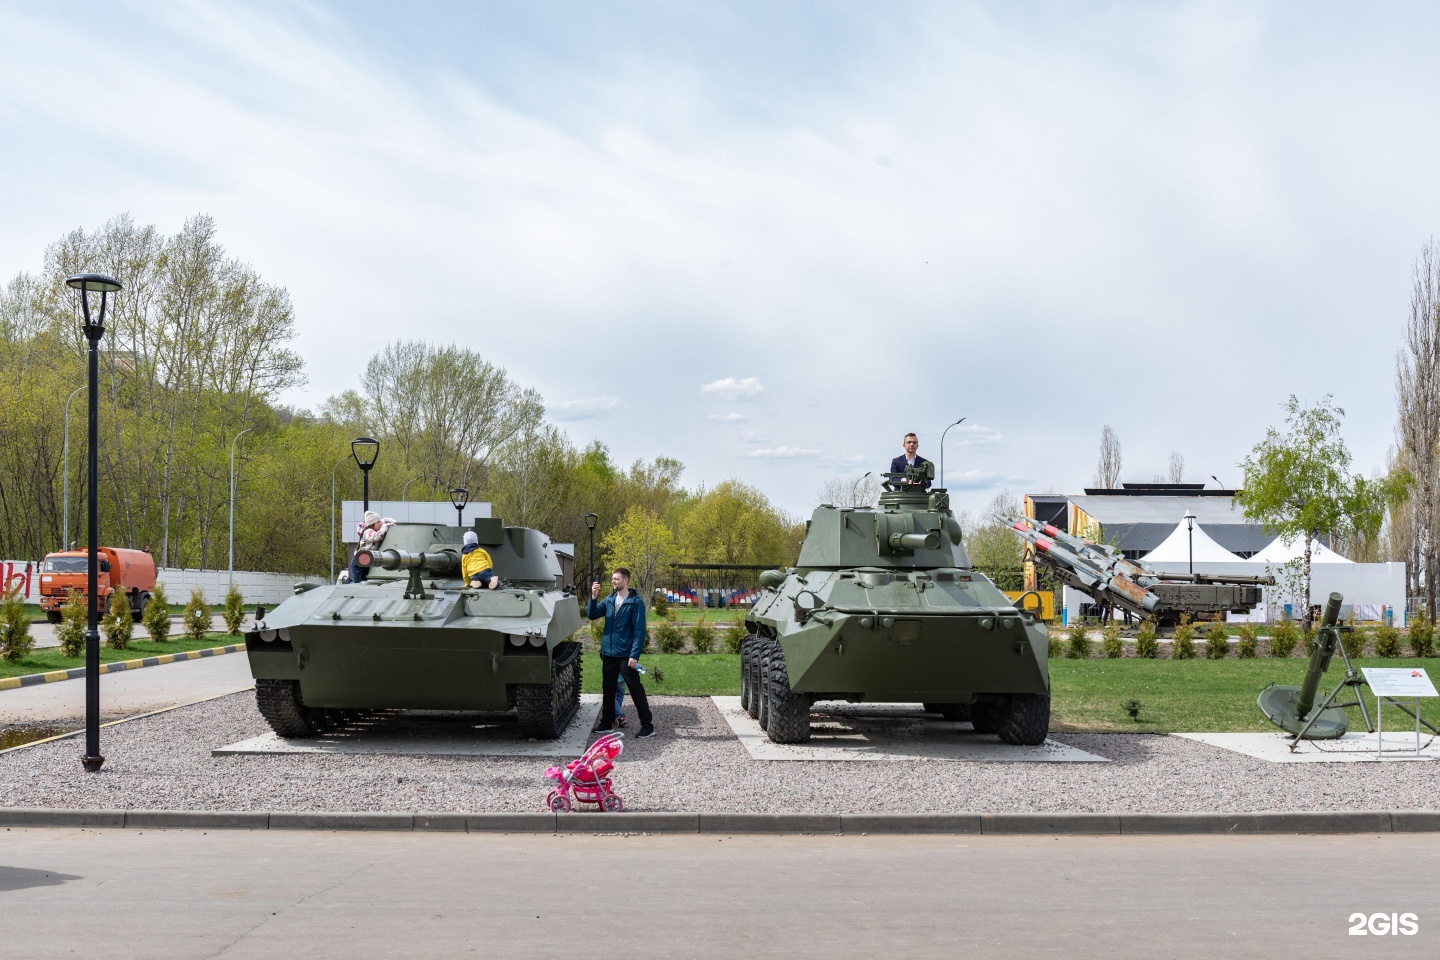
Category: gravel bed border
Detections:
[{"x1": 1, "y1": 808, "x2": 1438, "y2": 834}]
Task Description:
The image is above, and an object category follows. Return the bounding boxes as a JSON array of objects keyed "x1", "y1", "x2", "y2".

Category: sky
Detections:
[{"x1": 3, "y1": 0, "x2": 1439, "y2": 517}]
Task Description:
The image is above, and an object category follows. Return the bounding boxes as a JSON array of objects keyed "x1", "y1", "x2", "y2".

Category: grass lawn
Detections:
[
  {"x1": 0, "y1": 633, "x2": 240, "y2": 680},
  {"x1": 579, "y1": 652, "x2": 1438, "y2": 734}
]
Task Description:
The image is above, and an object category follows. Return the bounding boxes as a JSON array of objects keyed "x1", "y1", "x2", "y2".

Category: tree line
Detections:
[{"x1": 0, "y1": 215, "x2": 802, "y2": 578}]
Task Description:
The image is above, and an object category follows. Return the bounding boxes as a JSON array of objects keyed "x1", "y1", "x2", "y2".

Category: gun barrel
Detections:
[
  {"x1": 364, "y1": 548, "x2": 460, "y2": 574},
  {"x1": 1295, "y1": 592, "x2": 1344, "y2": 719}
]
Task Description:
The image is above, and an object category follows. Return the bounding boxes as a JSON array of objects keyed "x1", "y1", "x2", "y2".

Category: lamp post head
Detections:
[
  {"x1": 66, "y1": 273, "x2": 122, "y2": 341},
  {"x1": 584, "y1": 512, "x2": 598, "y2": 532},
  {"x1": 351, "y1": 437, "x2": 380, "y2": 470},
  {"x1": 449, "y1": 487, "x2": 470, "y2": 511},
  {"x1": 1184, "y1": 509, "x2": 1195, "y2": 530}
]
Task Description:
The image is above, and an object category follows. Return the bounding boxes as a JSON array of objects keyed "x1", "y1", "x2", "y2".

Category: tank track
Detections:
[
  {"x1": 996, "y1": 692, "x2": 1050, "y2": 746},
  {"x1": 255, "y1": 678, "x2": 331, "y2": 738},
  {"x1": 761, "y1": 639, "x2": 811, "y2": 744},
  {"x1": 515, "y1": 641, "x2": 583, "y2": 739}
]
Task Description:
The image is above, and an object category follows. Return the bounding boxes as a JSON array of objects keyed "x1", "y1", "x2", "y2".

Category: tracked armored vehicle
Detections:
[
  {"x1": 741, "y1": 467, "x2": 1051, "y2": 745},
  {"x1": 244, "y1": 517, "x2": 583, "y2": 739}
]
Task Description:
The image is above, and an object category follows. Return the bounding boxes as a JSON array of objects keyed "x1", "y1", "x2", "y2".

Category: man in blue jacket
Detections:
[{"x1": 587, "y1": 567, "x2": 655, "y2": 738}]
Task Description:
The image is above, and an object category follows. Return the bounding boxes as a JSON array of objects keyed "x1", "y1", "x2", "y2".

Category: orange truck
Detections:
[{"x1": 37, "y1": 548, "x2": 158, "y2": 624}]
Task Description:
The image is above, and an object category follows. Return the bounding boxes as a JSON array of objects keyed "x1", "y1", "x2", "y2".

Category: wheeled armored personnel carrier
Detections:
[
  {"x1": 244, "y1": 517, "x2": 583, "y2": 739},
  {"x1": 741, "y1": 467, "x2": 1051, "y2": 745}
]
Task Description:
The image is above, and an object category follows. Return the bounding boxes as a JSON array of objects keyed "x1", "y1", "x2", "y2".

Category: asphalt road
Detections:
[
  {"x1": 0, "y1": 830, "x2": 1434, "y2": 959},
  {"x1": 0, "y1": 650, "x2": 254, "y2": 724}
]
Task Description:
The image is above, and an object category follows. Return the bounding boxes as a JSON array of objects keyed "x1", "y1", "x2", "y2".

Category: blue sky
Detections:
[{"x1": 4, "y1": 1, "x2": 1440, "y2": 515}]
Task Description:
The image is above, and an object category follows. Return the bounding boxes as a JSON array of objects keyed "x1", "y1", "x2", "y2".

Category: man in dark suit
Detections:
[{"x1": 889, "y1": 432, "x2": 932, "y2": 490}]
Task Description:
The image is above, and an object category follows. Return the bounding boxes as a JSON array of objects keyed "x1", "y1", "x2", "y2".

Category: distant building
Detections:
[{"x1": 1023, "y1": 483, "x2": 1276, "y2": 560}]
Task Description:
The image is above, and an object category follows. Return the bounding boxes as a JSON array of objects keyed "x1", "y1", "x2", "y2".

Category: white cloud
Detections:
[
  {"x1": 742, "y1": 431, "x2": 771, "y2": 443},
  {"x1": 708, "y1": 412, "x2": 746, "y2": 422},
  {"x1": 701, "y1": 376, "x2": 765, "y2": 400},
  {"x1": 949, "y1": 424, "x2": 1005, "y2": 447},
  {"x1": 944, "y1": 470, "x2": 1005, "y2": 491},
  {"x1": 746, "y1": 446, "x2": 821, "y2": 460},
  {"x1": 546, "y1": 397, "x2": 621, "y2": 421}
]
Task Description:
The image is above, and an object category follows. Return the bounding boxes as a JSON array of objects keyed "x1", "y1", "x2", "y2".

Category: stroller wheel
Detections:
[
  {"x1": 600, "y1": 793, "x2": 624, "y2": 813},
  {"x1": 547, "y1": 790, "x2": 572, "y2": 813}
]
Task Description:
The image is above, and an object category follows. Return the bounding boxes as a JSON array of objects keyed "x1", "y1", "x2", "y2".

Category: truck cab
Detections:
[{"x1": 38, "y1": 548, "x2": 157, "y2": 623}]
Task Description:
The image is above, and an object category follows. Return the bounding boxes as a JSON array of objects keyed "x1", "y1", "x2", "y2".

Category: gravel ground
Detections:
[{"x1": 1, "y1": 693, "x2": 1438, "y2": 813}]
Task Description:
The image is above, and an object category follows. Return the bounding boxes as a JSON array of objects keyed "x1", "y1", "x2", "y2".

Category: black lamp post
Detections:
[
  {"x1": 66, "y1": 272, "x2": 122, "y2": 773},
  {"x1": 584, "y1": 513, "x2": 598, "y2": 589},
  {"x1": 449, "y1": 487, "x2": 470, "y2": 528},
  {"x1": 1184, "y1": 509, "x2": 1196, "y2": 575},
  {"x1": 351, "y1": 437, "x2": 379, "y2": 510},
  {"x1": 939, "y1": 417, "x2": 966, "y2": 489}
]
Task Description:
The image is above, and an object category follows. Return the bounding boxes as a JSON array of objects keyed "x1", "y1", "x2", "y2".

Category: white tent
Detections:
[
  {"x1": 1249, "y1": 536, "x2": 1353, "y2": 564},
  {"x1": 1140, "y1": 522, "x2": 1246, "y2": 563}
]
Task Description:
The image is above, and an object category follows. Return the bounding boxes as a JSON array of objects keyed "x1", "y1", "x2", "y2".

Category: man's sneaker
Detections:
[
  {"x1": 637, "y1": 725, "x2": 657, "y2": 739},
  {"x1": 592, "y1": 722, "x2": 614, "y2": 733}
]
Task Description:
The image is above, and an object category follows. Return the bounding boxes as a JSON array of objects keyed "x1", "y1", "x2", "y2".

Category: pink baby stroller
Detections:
[{"x1": 545, "y1": 733, "x2": 625, "y2": 813}]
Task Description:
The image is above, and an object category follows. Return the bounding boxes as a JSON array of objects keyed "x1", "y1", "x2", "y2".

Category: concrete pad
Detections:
[
  {"x1": 712, "y1": 696, "x2": 1109, "y2": 762},
  {"x1": 213, "y1": 695, "x2": 602, "y2": 759},
  {"x1": 0, "y1": 651, "x2": 255, "y2": 724},
  {"x1": 1174, "y1": 730, "x2": 1440, "y2": 763}
]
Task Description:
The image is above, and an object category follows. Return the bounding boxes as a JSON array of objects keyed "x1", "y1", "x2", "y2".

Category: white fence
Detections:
[{"x1": 3, "y1": 559, "x2": 307, "y2": 607}]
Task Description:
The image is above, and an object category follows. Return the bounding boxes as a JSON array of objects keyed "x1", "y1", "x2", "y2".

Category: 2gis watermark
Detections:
[{"x1": 1348, "y1": 912, "x2": 1419, "y2": 936}]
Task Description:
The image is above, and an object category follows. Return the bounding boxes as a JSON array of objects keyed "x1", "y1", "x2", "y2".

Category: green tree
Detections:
[
  {"x1": 600, "y1": 506, "x2": 679, "y2": 602},
  {"x1": 182, "y1": 589, "x2": 210, "y2": 643},
  {"x1": 1237, "y1": 396, "x2": 1409, "y2": 629},
  {"x1": 57, "y1": 590, "x2": 86, "y2": 658},
  {"x1": 223, "y1": 585, "x2": 246, "y2": 635},
  {"x1": 679, "y1": 481, "x2": 797, "y2": 566},
  {"x1": 0, "y1": 585, "x2": 34, "y2": 662},
  {"x1": 102, "y1": 587, "x2": 134, "y2": 651},
  {"x1": 143, "y1": 582, "x2": 171, "y2": 642}
]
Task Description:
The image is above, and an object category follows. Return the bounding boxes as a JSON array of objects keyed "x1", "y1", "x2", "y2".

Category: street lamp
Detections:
[
  {"x1": 329, "y1": 453, "x2": 350, "y2": 581},
  {"x1": 401, "y1": 476, "x2": 419, "y2": 502},
  {"x1": 61, "y1": 384, "x2": 84, "y2": 549},
  {"x1": 351, "y1": 437, "x2": 380, "y2": 510},
  {"x1": 850, "y1": 471, "x2": 871, "y2": 506},
  {"x1": 584, "y1": 513, "x2": 598, "y2": 590},
  {"x1": 66, "y1": 272, "x2": 121, "y2": 773},
  {"x1": 228, "y1": 426, "x2": 256, "y2": 588},
  {"x1": 939, "y1": 417, "x2": 967, "y2": 489},
  {"x1": 1210, "y1": 475, "x2": 1228, "y2": 489},
  {"x1": 449, "y1": 487, "x2": 470, "y2": 528},
  {"x1": 1184, "y1": 509, "x2": 1196, "y2": 575}
]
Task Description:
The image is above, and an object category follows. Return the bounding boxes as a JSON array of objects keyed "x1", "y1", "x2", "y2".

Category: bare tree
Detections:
[
  {"x1": 1093, "y1": 425, "x2": 1122, "y2": 488},
  {"x1": 1167, "y1": 451, "x2": 1185, "y2": 484},
  {"x1": 1396, "y1": 240, "x2": 1440, "y2": 618},
  {"x1": 816, "y1": 472, "x2": 879, "y2": 509}
]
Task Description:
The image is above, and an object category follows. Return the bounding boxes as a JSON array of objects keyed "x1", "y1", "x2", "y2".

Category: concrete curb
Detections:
[
  {"x1": 0, "y1": 809, "x2": 1435, "y2": 834},
  {"x1": 0, "y1": 644, "x2": 243, "y2": 691}
]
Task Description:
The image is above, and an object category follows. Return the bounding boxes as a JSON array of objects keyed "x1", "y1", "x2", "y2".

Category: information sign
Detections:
[{"x1": 1362, "y1": 668, "x2": 1438, "y2": 699}]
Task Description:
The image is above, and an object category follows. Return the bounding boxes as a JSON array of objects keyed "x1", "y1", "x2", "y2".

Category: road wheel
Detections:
[
  {"x1": 762, "y1": 643, "x2": 811, "y2": 744},
  {"x1": 996, "y1": 693, "x2": 1051, "y2": 746},
  {"x1": 130, "y1": 591, "x2": 149, "y2": 621},
  {"x1": 46, "y1": 610, "x2": 62, "y2": 624},
  {"x1": 970, "y1": 698, "x2": 1003, "y2": 735}
]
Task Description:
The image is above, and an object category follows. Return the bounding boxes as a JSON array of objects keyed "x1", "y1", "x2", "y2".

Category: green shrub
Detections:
[
  {"x1": 1235, "y1": 623, "x2": 1258, "y2": 659},
  {"x1": 1047, "y1": 629, "x2": 1062, "y2": 659},
  {"x1": 1123, "y1": 698, "x2": 1142, "y2": 722},
  {"x1": 58, "y1": 590, "x2": 86, "y2": 658},
  {"x1": 1135, "y1": 618, "x2": 1158, "y2": 659},
  {"x1": 587, "y1": 616, "x2": 604, "y2": 643},
  {"x1": 1066, "y1": 624, "x2": 1091, "y2": 659},
  {"x1": 143, "y1": 582, "x2": 171, "y2": 642},
  {"x1": 1171, "y1": 616, "x2": 1196, "y2": 660},
  {"x1": 1268, "y1": 617, "x2": 1299, "y2": 658},
  {"x1": 102, "y1": 588, "x2": 133, "y2": 651},
  {"x1": 1407, "y1": 612, "x2": 1433, "y2": 658},
  {"x1": 655, "y1": 616, "x2": 686, "y2": 654},
  {"x1": 1373, "y1": 621, "x2": 1401, "y2": 658},
  {"x1": 722, "y1": 614, "x2": 746, "y2": 655},
  {"x1": 690, "y1": 615, "x2": 715, "y2": 654},
  {"x1": 1101, "y1": 624, "x2": 1122, "y2": 659},
  {"x1": 1342, "y1": 624, "x2": 1367, "y2": 660},
  {"x1": 223, "y1": 585, "x2": 246, "y2": 636},
  {"x1": 0, "y1": 584, "x2": 34, "y2": 663},
  {"x1": 651, "y1": 591, "x2": 669, "y2": 617},
  {"x1": 182, "y1": 589, "x2": 210, "y2": 643},
  {"x1": 1203, "y1": 619, "x2": 1229, "y2": 659}
]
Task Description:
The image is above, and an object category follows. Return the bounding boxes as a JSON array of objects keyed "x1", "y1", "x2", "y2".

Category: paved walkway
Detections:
[
  {"x1": 0, "y1": 651, "x2": 254, "y2": 724},
  {"x1": 26, "y1": 614, "x2": 240, "y2": 649},
  {"x1": 0, "y1": 830, "x2": 1433, "y2": 958}
]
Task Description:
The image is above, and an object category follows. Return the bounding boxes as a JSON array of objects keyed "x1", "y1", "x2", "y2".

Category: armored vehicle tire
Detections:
[
  {"x1": 757, "y1": 641, "x2": 774, "y2": 730},
  {"x1": 996, "y1": 692, "x2": 1050, "y2": 746},
  {"x1": 762, "y1": 644, "x2": 811, "y2": 744},
  {"x1": 740, "y1": 639, "x2": 754, "y2": 714},
  {"x1": 255, "y1": 678, "x2": 329, "y2": 738},
  {"x1": 515, "y1": 641, "x2": 583, "y2": 740},
  {"x1": 924, "y1": 703, "x2": 971, "y2": 722},
  {"x1": 970, "y1": 699, "x2": 1003, "y2": 735},
  {"x1": 744, "y1": 637, "x2": 764, "y2": 719}
]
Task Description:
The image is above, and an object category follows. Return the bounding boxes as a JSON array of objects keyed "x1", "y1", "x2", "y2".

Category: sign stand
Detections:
[{"x1": 1362, "y1": 668, "x2": 1439, "y2": 760}]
